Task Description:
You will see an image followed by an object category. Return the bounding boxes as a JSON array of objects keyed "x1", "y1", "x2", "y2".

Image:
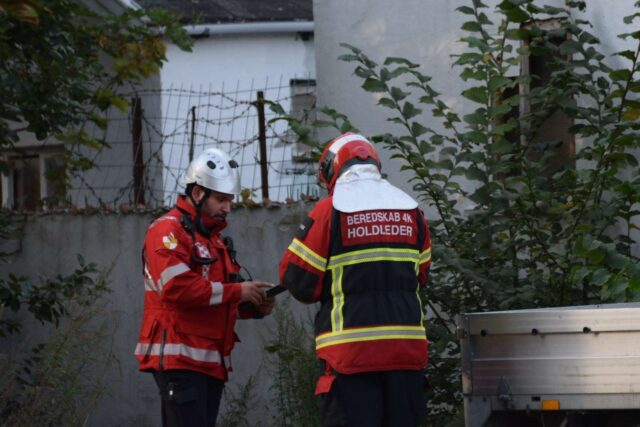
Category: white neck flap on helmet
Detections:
[{"x1": 333, "y1": 164, "x2": 418, "y2": 213}]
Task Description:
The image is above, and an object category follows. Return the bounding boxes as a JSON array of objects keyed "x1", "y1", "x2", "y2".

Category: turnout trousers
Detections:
[
  {"x1": 320, "y1": 370, "x2": 427, "y2": 427},
  {"x1": 153, "y1": 369, "x2": 225, "y2": 427}
]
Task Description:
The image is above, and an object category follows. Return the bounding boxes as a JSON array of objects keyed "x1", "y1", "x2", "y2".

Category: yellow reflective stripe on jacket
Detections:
[
  {"x1": 330, "y1": 267, "x2": 345, "y2": 331},
  {"x1": 327, "y1": 247, "x2": 420, "y2": 270},
  {"x1": 316, "y1": 325, "x2": 427, "y2": 349},
  {"x1": 287, "y1": 238, "x2": 327, "y2": 271},
  {"x1": 420, "y1": 247, "x2": 432, "y2": 264}
]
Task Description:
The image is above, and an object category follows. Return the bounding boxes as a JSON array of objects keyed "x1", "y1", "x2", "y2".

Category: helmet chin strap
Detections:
[{"x1": 189, "y1": 187, "x2": 215, "y2": 237}]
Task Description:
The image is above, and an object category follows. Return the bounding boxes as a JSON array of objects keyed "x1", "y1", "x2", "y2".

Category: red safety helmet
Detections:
[{"x1": 318, "y1": 133, "x2": 381, "y2": 191}]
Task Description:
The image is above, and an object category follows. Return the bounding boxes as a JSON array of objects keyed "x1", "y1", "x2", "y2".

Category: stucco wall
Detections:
[{"x1": 1, "y1": 203, "x2": 314, "y2": 425}]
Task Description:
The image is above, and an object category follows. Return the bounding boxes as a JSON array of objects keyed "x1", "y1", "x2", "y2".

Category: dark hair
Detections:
[{"x1": 185, "y1": 183, "x2": 196, "y2": 197}]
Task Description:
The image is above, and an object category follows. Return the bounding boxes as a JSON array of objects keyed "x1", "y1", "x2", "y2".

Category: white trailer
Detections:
[{"x1": 457, "y1": 303, "x2": 640, "y2": 426}]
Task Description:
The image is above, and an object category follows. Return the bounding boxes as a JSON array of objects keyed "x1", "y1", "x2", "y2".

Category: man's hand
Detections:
[
  {"x1": 240, "y1": 281, "x2": 273, "y2": 306},
  {"x1": 256, "y1": 296, "x2": 275, "y2": 316}
]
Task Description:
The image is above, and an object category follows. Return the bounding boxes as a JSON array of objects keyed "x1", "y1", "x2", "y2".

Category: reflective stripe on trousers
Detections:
[{"x1": 316, "y1": 325, "x2": 426, "y2": 349}]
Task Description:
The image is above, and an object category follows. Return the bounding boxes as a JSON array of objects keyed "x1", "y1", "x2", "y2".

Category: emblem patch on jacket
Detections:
[
  {"x1": 195, "y1": 242, "x2": 211, "y2": 259},
  {"x1": 162, "y1": 233, "x2": 178, "y2": 250},
  {"x1": 340, "y1": 209, "x2": 418, "y2": 246}
]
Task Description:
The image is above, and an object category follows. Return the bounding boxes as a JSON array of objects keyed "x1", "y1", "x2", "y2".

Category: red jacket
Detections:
[
  {"x1": 279, "y1": 194, "x2": 432, "y2": 375},
  {"x1": 134, "y1": 197, "x2": 249, "y2": 380}
]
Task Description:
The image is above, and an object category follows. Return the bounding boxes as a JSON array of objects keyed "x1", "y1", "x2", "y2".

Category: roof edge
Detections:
[{"x1": 184, "y1": 20, "x2": 314, "y2": 37}]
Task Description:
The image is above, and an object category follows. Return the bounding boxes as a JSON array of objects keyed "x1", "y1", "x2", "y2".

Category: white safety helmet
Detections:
[{"x1": 183, "y1": 148, "x2": 241, "y2": 195}]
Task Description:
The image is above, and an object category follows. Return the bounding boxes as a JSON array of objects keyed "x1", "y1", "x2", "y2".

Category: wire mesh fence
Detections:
[{"x1": 64, "y1": 80, "x2": 319, "y2": 209}]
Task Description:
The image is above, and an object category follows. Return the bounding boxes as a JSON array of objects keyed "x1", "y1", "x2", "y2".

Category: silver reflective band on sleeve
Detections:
[
  {"x1": 327, "y1": 248, "x2": 419, "y2": 269},
  {"x1": 315, "y1": 325, "x2": 426, "y2": 349},
  {"x1": 134, "y1": 343, "x2": 221, "y2": 364},
  {"x1": 420, "y1": 248, "x2": 432, "y2": 264},
  {"x1": 209, "y1": 281, "x2": 224, "y2": 305},
  {"x1": 158, "y1": 263, "x2": 191, "y2": 291},
  {"x1": 144, "y1": 278, "x2": 157, "y2": 292},
  {"x1": 287, "y1": 238, "x2": 327, "y2": 271},
  {"x1": 144, "y1": 263, "x2": 159, "y2": 292}
]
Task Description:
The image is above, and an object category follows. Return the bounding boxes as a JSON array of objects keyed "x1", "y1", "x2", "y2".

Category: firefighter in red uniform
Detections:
[
  {"x1": 279, "y1": 133, "x2": 432, "y2": 427},
  {"x1": 135, "y1": 148, "x2": 275, "y2": 427}
]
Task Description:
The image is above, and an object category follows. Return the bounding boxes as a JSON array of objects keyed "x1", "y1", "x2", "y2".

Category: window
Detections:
[{"x1": 1, "y1": 149, "x2": 66, "y2": 210}]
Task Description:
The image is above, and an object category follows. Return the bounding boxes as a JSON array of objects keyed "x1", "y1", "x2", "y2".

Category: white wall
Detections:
[
  {"x1": 160, "y1": 32, "x2": 317, "y2": 204},
  {"x1": 163, "y1": 33, "x2": 315, "y2": 87},
  {"x1": 313, "y1": 0, "x2": 639, "y2": 198}
]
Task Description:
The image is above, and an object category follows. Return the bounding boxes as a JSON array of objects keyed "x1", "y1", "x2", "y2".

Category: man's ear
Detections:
[{"x1": 191, "y1": 185, "x2": 204, "y2": 204}]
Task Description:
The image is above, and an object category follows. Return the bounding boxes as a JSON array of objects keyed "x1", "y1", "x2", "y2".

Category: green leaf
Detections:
[
  {"x1": 559, "y1": 40, "x2": 582, "y2": 55},
  {"x1": 592, "y1": 268, "x2": 611, "y2": 286},
  {"x1": 337, "y1": 52, "x2": 360, "y2": 62},
  {"x1": 339, "y1": 42, "x2": 362, "y2": 54},
  {"x1": 111, "y1": 96, "x2": 129, "y2": 112},
  {"x1": 477, "y1": 12, "x2": 493, "y2": 25},
  {"x1": 463, "y1": 130, "x2": 488, "y2": 145},
  {"x1": 458, "y1": 151, "x2": 486, "y2": 164},
  {"x1": 622, "y1": 108, "x2": 640, "y2": 121},
  {"x1": 465, "y1": 165, "x2": 486, "y2": 181},
  {"x1": 606, "y1": 253, "x2": 628, "y2": 270},
  {"x1": 361, "y1": 78, "x2": 387, "y2": 92},
  {"x1": 390, "y1": 87, "x2": 410, "y2": 101},
  {"x1": 469, "y1": 187, "x2": 490, "y2": 204},
  {"x1": 587, "y1": 249, "x2": 606, "y2": 266},
  {"x1": 380, "y1": 67, "x2": 392, "y2": 82},
  {"x1": 505, "y1": 28, "x2": 531, "y2": 40},
  {"x1": 461, "y1": 36, "x2": 489, "y2": 51},
  {"x1": 490, "y1": 138, "x2": 514, "y2": 154},
  {"x1": 378, "y1": 98, "x2": 396, "y2": 109},
  {"x1": 488, "y1": 76, "x2": 513, "y2": 92},
  {"x1": 460, "y1": 68, "x2": 485, "y2": 81},
  {"x1": 502, "y1": 6, "x2": 530, "y2": 23},
  {"x1": 610, "y1": 69, "x2": 632, "y2": 81},
  {"x1": 572, "y1": 266, "x2": 591, "y2": 283},
  {"x1": 623, "y1": 12, "x2": 640, "y2": 24},
  {"x1": 629, "y1": 82, "x2": 640, "y2": 93},
  {"x1": 629, "y1": 275, "x2": 640, "y2": 291},
  {"x1": 411, "y1": 122, "x2": 431, "y2": 137},
  {"x1": 461, "y1": 21, "x2": 483, "y2": 32},
  {"x1": 463, "y1": 112, "x2": 487, "y2": 126},
  {"x1": 354, "y1": 66, "x2": 375, "y2": 78},
  {"x1": 454, "y1": 52, "x2": 483, "y2": 65},
  {"x1": 402, "y1": 102, "x2": 422, "y2": 119},
  {"x1": 556, "y1": 96, "x2": 577, "y2": 112},
  {"x1": 456, "y1": 6, "x2": 475, "y2": 15},
  {"x1": 461, "y1": 87, "x2": 488, "y2": 104},
  {"x1": 384, "y1": 57, "x2": 419, "y2": 67},
  {"x1": 578, "y1": 31, "x2": 599, "y2": 45}
]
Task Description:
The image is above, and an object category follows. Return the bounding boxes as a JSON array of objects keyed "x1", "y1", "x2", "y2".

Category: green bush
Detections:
[
  {"x1": 264, "y1": 299, "x2": 320, "y2": 427},
  {"x1": 0, "y1": 254, "x2": 113, "y2": 425}
]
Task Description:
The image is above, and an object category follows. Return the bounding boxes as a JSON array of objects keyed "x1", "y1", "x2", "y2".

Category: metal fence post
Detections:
[
  {"x1": 255, "y1": 91, "x2": 269, "y2": 200},
  {"x1": 189, "y1": 106, "x2": 196, "y2": 162},
  {"x1": 131, "y1": 97, "x2": 145, "y2": 205}
]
